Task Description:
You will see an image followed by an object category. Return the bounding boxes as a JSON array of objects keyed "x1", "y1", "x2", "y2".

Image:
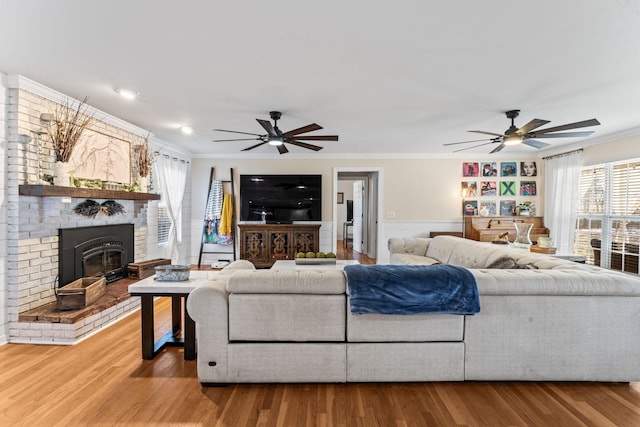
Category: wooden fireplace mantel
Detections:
[{"x1": 19, "y1": 184, "x2": 161, "y2": 201}]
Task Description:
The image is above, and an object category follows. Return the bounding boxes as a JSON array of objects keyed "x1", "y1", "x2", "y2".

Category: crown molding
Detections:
[{"x1": 6, "y1": 74, "x2": 149, "y2": 138}]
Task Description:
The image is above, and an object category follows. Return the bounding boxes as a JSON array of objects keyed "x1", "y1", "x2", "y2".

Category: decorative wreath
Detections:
[{"x1": 74, "y1": 199, "x2": 125, "y2": 218}]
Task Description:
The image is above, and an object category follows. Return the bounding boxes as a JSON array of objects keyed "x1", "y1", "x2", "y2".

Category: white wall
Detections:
[{"x1": 582, "y1": 134, "x2": 640, "y2": 165}]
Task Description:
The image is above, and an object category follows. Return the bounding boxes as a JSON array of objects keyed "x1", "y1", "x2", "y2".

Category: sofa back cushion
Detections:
[{"x1": 227, "y1": 270, "x2": 346, "y2": 294}]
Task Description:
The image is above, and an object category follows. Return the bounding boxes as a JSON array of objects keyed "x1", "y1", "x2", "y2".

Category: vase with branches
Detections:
[
  {"x1": 137, "y1": 136, "x2": 152, "y2": 178},
  {"x1": 47, "y1": 96, "x2": 93, "y2": 163},
  {"x1": 136, "y1": 135, "x2": 153, "y2": 192}
]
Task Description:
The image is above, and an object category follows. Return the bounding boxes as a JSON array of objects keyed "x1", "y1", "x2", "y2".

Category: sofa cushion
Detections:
[
  {"x1": 347, "y1": 307, "x2": 463, "y2": 342},
  {"x1": 229, "y1": 294, "x2": 346, "y2": 341},
  {"x1": 389, "y1": 253, "x2": 440, "y2": 265},
  {"x1": 227, "y1": 270, "x2": 346, "y2": 294}
]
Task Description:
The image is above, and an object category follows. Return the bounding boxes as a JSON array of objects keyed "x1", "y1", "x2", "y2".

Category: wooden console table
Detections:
[
  {"x1": 128, "y1": 272, "x2": 209, "y2": 360},
  {"x1": 464, "y1": 216, "x2": 549, "y2": 243},
  {"x1": 239, "y1": 224, "x2": 320, "y2": 268}
]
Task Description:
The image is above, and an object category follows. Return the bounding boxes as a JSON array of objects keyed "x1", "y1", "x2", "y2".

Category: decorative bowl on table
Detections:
[{"x1": 154, "y1": 265, "x2": 191, "y2": 281}]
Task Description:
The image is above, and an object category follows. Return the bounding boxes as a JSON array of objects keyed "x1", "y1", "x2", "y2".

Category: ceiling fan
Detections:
[
  {"x1": 444, "y1": 110, "x2": 601, "y2": 154},
  {"x1": 212, "y1": 111, "x2": 339, "y2": 154}
]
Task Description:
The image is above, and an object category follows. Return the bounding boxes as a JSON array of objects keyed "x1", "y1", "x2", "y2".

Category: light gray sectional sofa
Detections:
[{"x1": 187, "y1": 236, "x2": 640, "y2": 384}]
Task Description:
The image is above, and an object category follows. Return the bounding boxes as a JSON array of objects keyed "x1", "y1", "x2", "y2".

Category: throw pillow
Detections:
[{"x1": 485, "y1": 256, "x2": 538, "y2": 270}]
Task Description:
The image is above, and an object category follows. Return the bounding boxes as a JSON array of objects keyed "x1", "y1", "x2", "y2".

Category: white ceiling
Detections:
[{"x1": 2, "y1": 0, "x2": 640, "y2": 158}]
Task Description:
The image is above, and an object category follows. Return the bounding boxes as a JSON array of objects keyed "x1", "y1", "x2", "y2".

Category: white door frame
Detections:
[{"x1": 332, "y1": 167, "x2": 383, "y2": 261}]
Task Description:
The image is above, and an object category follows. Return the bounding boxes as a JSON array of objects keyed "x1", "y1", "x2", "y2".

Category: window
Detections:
[
  {"x1": 575, "y1": 159, "x2": 640, "y2": 274},
  {"x1": 157, "y1": 201, "x2": 171, "y2": 245}
]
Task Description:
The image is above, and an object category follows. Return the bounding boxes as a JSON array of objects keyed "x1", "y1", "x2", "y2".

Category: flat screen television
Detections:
[{"x1": 240, "y1": 174, "x2": 322, "y2": 223}]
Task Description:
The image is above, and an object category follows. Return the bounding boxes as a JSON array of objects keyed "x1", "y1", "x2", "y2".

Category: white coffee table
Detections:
[{"x1": 271, "y1": 260, "x2": 360, "y2": 270}]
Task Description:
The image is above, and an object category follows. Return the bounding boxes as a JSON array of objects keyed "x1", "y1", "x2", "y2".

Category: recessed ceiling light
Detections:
[
  {"x1": 180, "y1": 126, "x2": 194, "y2": 135},
  {"x1": 115, "y1": 88, "x2": 139, "y2": 100}
]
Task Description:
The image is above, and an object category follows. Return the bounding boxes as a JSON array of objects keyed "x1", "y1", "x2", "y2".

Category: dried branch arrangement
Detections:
[
  {"x1": 137, "y1": 135, "x2": 152, "y2": 177},
  {"x1": 47, "y1": 97, "x2": 94, "y2": 162}
]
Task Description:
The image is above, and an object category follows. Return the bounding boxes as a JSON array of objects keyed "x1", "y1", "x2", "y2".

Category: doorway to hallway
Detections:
[{"x1": 333, "y1": 168, "x2": 382, "y2": 263}]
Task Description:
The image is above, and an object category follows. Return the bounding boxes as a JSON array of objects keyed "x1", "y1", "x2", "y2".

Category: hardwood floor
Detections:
[
  {"x1": 337, "y1": 240, "x2": 375, "y2": 264},
  {"x1": 3, "y1": 277, "x2": 640, "y2": 425}
]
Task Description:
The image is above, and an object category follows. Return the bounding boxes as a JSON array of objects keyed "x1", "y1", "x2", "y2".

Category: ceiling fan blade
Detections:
[
  {"x1": 534, "y1": 118, "x2": 601, "y2": 135},
  {"x1": 241, "y1": 141, "x2": 269, "y2": 151},
  {"x1": 213, "y1": 137, "x2": 263, "y2": 142},
  {"x1": 531, "y1": 131, "x2": 595, "y2": 139},
  {"x1": 277, "y1": 144, "x2": 289, "y2": 155},
  {"x1": 521, "y1": 139, "x2": 550, "y2": 149},
  {"x1": 516, "y1": 119, "x2": 550, "y2": 135},
  {"x1": 287, "y1": 140, "x2": 324, "y2": 151},
  {"x1": 444, "y1": 138, "x2": 493, "y2": 146},
  {"x1": 213, "y1": 129, "x2": 264, "y2": 137},
  {"x1": 490, "y1": 143, "x2": 506, "y2": 154},
  {"x1": 256, "y1": 119, "x2": 277, "y2": 136},
  {"x1": 288, "y1": 135, "x2": 338, "y2": 141},
  {"x1": 283, "y1": 123, "x2": 323, "y2": 137},
  {"x1": 469, "y1": 130, "x2": 505, "y2": 137},
  {"x1": 453, "y1": 142, "x2": 495, "y2": 153}
]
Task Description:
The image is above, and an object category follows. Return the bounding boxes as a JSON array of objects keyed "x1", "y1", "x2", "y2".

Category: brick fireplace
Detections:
[{"x1": 10, "y1": 194, "x2": 151, "y2": 344}]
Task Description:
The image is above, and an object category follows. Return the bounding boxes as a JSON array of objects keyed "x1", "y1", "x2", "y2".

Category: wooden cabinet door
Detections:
[
  {"x1": 240, "y1": 228, "x2": 269, "y2": 265},
  {"x1": 292, "y1": 228, "x2": 318, "y2": 255},
  {"x1": 269, "y1": 230, "x2": 291, "y2": 261}
]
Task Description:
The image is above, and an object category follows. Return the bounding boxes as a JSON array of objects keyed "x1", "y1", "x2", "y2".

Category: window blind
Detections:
[{"x1": 575, "y1": 159, "x2": 640, "y2": 274}]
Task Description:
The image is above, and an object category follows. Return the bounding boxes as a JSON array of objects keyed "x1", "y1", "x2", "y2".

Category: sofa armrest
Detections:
[
  {"x1": 388, "y1": 237, "x2": 431, "y2": 257},
  {"x1": 186, "y1": 280, "x2": 229, "y2": 384}
]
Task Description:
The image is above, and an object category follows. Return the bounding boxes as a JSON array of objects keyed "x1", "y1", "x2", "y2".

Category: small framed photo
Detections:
[
  {"x1": 500, "y1": 181, "x2": 516, "y2": 196},
  {"x1": 479, "y1": 200, "x2": 497, "y2": 216},
  {"x1": 463, "y1": 162, "x2": 479, "y2": 177},
  {"x1": 461, "y1": 181, "x2": 477, "y2": 197},
  {"x1": 520, "y1": 181, "x2": 537, "y2": 196},
  {"x1": 501, "y1": 162, "x2": 517, "y2": 177},
  {"x1": 481, "y1": 162, "x2": 497, "y2": 177},
  {"x1": 463, "y1": 200, "x2": 478, "y2": 216},
  {"x1": 480, "y1": 181, "x2": 497, "y2": 197},
  {"x1": 500, "y1": 200, "x2": 516, "y2": 216},
  {"x1": 337, "y1": 192, "x2": 344, "y2": 204},
  {"x1": 521, "y1": 161, "x2": 537, "y2": 177}
]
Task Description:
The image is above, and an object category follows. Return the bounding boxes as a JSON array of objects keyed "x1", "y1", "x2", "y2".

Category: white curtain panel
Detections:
[
  {"x1": 544, "y1": 151, "x2": 582, "y2": 254},
  {"x1": 154, "y1": 154, "x2": 188, "y2": 262}
]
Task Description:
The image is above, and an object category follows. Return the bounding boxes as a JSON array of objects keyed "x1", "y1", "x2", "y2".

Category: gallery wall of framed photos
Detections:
[{"x1": 461, "y1": 160, "x2": 539, "y2": 217}]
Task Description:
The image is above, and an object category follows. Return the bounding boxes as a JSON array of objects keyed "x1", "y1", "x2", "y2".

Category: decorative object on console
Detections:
[
  {"x1": 154, "y1": 265, "x2": 191, "y2": 282},
  {"x1": 513, "y1": 221, "x2": 533, "y2": 249}
]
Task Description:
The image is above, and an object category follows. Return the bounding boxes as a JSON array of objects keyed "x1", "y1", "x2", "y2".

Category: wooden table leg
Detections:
[
  {"x1": 171, "y1": 295, "x2": 181, "y2": 335},
  {"x1": 184, "y1": 295, "x2": 196, "y2": 360},
  {"x1": 140, "y1": 295, "x2": 155, "y2": 360}
]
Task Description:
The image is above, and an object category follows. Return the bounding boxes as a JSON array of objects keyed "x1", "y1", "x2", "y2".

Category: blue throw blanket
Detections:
[{"x1": 344, "y1": 264, "x2": 480, "y2": 315}]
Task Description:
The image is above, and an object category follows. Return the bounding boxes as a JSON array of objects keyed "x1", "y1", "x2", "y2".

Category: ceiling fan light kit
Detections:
[
  {"x1": 445, "y1": 109, "x2": 600, "y2": 154},
  {"x1": 213, "y1": 110, "x2": 339, "y2": 154}
]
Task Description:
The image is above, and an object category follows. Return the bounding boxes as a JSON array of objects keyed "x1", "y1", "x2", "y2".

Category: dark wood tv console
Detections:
[{"x1": 238, "y1": 224, "x2": 321, "y2": 268}]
